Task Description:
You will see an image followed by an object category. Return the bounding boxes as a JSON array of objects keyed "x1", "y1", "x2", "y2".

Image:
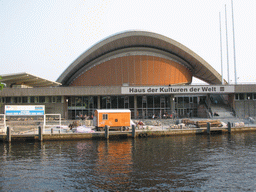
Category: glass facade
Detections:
[
  {"x1": 100, "y1": 96, "x2": 134, "y2": 117},
  {"x1": 175, "y1": 96, "x2": 198, "y2": 118},
  {"x1": 67, "y1": 96, "x2": 98, "y2": 120},
  {"x1": 66, "y1": 95, "x2": 199, "y2": 119},
  {"x1": 136, "y1": 95, "x2": 171, "y2": 119},
  {"x1": 1, "y1": 95, "x2": 200, "y2": 119}
]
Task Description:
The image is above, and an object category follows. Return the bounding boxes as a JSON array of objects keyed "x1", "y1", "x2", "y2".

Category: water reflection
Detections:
[
  {"x1": 0, "y1": 132, "x2": 256, "y2": 191},
  {"x1": 93, "y1": 140, "x2": 133, "y2": 190}
]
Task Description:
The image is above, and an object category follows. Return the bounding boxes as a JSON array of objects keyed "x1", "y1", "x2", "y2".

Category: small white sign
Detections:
[{"x1": 5, "y1": 105, "x2": 45, "y2": 116}]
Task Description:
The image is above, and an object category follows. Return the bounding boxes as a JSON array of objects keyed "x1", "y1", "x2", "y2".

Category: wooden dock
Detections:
[{"x1": 1, "y1": 125, "x2": 256, "y2": 142}]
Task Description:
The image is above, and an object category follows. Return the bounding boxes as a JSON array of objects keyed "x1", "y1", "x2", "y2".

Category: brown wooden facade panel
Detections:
[{"x1": 70, "y1": 55, "x2": 192, "y2": 86}]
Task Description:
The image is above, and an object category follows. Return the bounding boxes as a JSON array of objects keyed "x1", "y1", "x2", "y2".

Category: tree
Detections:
[{"x1": 0, "y1": 76, "x2": 4, "y2": 91}]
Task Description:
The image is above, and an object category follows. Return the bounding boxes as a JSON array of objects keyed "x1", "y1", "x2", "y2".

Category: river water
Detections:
[{"x1": 1, "y1": 132, "x2": 256, "y2": 191}]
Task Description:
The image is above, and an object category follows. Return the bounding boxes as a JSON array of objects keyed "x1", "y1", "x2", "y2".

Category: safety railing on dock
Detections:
[{"x1": 0, "y1": 114, "x2": 6, "y2": 134}]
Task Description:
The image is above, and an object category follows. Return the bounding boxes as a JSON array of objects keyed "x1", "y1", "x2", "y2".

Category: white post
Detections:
[
  {"x1": 0, "y1": 114, "x2": 6, "y2": 134},
  {"x1": 43, "y1": 114, "x2": 46, "y2": 134},
  {"x1": 59, "y1": 114, "x2": 61, "y2": 133},
  {"x1": 4, "y1": 114, "x2": 6, "y2": 134},
  {"x1": 225, "y1": 4, "x2": 230, "y2": 84},
  {"x1": 219, "y1": 12, "x2": 224, "y2": 85},
  {"x1": 44, "y1": 114, "x2": 61, "y2": 133},
  {"x1": 231, "y1": 0, "x2": 237, "y2": 84}
]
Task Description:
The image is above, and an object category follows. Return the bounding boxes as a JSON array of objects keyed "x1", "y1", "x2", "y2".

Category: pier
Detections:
[{"x1": 1, "y1": 125, "x2": 256, "y2": 142}]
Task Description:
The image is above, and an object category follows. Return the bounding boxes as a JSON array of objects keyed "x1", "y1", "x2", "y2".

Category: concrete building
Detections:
[{"x1": 1, "y1": 31, "x2": 256, "y2": 119}]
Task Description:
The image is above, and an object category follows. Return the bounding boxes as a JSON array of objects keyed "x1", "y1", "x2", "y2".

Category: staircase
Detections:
[
  {"x1": 210, "y1": 95, "x2": 234, "y2": 119},
  {"x1": 210, "y1": 104, "x2": 234, "y2": 118}
]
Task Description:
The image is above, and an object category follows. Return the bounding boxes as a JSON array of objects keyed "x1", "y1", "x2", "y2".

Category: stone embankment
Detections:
[{"x1": 1, "y1": 118, "x2": 256, "y2": 142}]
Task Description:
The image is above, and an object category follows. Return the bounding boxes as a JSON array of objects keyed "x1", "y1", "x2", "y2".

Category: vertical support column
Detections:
[
  {"x1": 105, "y1": 125, "x2": 109, "y2": 139},
  {"x1": 39, "y1": 126, "x2": 43, "y2": 142},
  {"x1": 132, "y1": 125, "x2": 136, "y2": 138},
  {"x1": 170, "y1": 95, "x2": 175, "y2": 115},
  {"x1": 7, "y1": 126, "x2": 11, "y2": 142},
  {"x1": 207, "y1": 122, "x2": 211, "y2": 135},
  {"x1": 134, "y1": 95, "x2": 137, "y2": 119},
  {"x1": 65, "y1": 97, "x2": 69, "y2": 120},
  {"x1": 207, "y1": 94, "x2": 211, "y2": 108},
  {"x1": 97, "y1": 96, "x2": 101, "y2": 109},
  {"x1": 228, "y1": 122, "x2": 231, "y2": 133}
]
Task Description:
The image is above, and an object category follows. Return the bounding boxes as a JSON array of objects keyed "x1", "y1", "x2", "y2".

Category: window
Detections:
[
  {"x1": 30, "y1": 96, "x2": 35, "y2": 103},
  {"x1": 239, "y1": 93, "x2": 244, "y2": 100},
  {"x1": 101, "y1": 96, "x2": 106, "y2": 109},
  {"x1": 154, "y1": 96, "x2": 160, "y2": 108},
  {"x1": 13, "y1": 97, "x2": 18, "y2": 103},
  {"x1": 118, "y1": 96, "x2": 124, "y2": 108},
  {"x1": 111, "y1": 96, "x2": 117, "y2": 109},
  {"x1": 89, "y1": 97, "x2": 94, "y2": 108},
  {"x1": 93, "y1": 96, "x2": 98, "y2": 108},
  {"x1": 6, "y1": 97, "x2": 11, "y2": 103},
  {"x1": 193, "y1": 97, "x2": 197, "y2": 104},
  {"x1": 76, "y1": 97, "x2": 82, "y2": 106},
  {"x1": 103, "y1": 114, "x2": 108, "y2": 120},
  {"x1": 46, "y1": 96, "x2": 52, "y2": 103},
  {"x1": 39, "y1": 96, "x2": 45, "y2": 103},
  {"x1": 106, "y1": 96, "x2": 111, "y2": 109},
  {"x1": 247, "y1": 93, "x2": 252, "y2": 100},
  {"x1": 160, "y1": 96, "x2": 165, "y2": 108},
  {"x1": 14, "y1": 97, "x2": 21, "y2": 103},
  {"x1": 235, "y1": 94, "x2": 239, "y2": 100},
  {"x1": 129, "y1": 96, "x2": 134, "y2": 109},
  {"x1": 83, "y1": 97, "x2": 88, "y2": 108},
  {"x1": 137, "y1": 96, "x2": 142, "y2": 108},
  {"x1": 57, "y1": 96, "x2": 62, "y2": 103},
  {"x1": 22, "y1": 97, "x2": 28, "y2": 103}
]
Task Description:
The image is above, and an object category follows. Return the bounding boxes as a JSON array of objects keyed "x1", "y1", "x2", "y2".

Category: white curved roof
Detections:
[
  {"x1": 57, "y1": 31, "x2": 222, "y2": 85},
  {"x1": 1, "y1": 72, "x2": 61, "y2": 87}
]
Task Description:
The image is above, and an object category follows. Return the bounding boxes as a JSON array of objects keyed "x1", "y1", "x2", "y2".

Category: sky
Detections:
[{"x1": 0, "y1": 0, "x2": 255, "y2": 84}]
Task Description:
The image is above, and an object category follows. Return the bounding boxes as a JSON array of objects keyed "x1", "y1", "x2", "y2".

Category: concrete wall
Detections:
[
  {"x1": 235, "y1": 100, "x2": 256, "y2": 118},
  {"x1": 235, "y1": 84, "x2": 256, "y2": 92},
  {"x1": 0, "y1": 86, "x2": 121, "y2": 97}
]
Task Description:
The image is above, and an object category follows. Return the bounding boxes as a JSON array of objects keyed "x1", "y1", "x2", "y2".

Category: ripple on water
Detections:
[{"x1": 0, "y1": 133, "x2": 256, "y2": 191}]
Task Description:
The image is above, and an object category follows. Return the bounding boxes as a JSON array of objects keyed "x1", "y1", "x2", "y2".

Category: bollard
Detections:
[
  {"x1": 39, "y1": 126, "x2": 43, "y2": 142},
  {"x1": 207, "y1": 122, "x2": 211, "y2": 134},
  {"x1": 105, "y1": 125, "x2": 109, "y2": 139},
  {"x1": 7, "y1": 126, "x2": 11, "y2": 142},
  {"x1": 228, "y1": 122, "x2": 231, "y2": 133},
  {"x1": 132, "y1": 125, "x2": 136, "y2": 138}
]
